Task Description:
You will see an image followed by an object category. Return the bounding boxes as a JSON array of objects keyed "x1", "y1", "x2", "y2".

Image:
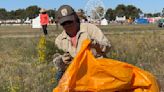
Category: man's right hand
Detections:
[{"x1": 62, "y1": 52, "x2": 72, "y2": 64}]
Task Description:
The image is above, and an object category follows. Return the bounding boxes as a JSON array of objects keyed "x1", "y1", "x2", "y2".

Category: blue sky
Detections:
[{"x1": 0, "y1": 0, "x2": 164, "y2": 13}]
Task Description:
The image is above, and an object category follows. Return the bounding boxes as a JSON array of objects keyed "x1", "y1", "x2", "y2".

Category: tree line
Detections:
[
  {"x1": 0, "y1": 5, "x2": 56, "y2": 20},
  {"x1": 105, "y1": 4, "x2": 142, "y2": 21},
  {"x1": 0, "y1": 4, "x2": 164, "y2": 21}
]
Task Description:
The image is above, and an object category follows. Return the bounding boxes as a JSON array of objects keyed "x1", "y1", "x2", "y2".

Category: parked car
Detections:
[{"x1": 158, "y1": 19, "x2": 164, "y2": 28}]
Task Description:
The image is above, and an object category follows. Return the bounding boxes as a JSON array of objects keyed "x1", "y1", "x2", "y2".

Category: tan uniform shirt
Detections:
[{"x1": 55, "y1": 23, "x2": 111, "y2": 57}]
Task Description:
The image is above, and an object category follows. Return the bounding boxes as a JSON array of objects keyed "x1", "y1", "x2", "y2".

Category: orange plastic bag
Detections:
[{"x1": 53, "y1": 39, "x2": 159, "y2": 92}]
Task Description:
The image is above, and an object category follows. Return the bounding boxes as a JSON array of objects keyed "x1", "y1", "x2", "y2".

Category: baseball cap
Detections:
[{"x1": 57, "y1": 5, "x2": 75, "y2": 24}]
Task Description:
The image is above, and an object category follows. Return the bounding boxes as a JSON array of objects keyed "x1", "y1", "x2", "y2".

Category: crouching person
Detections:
[{"x1": 53, "y1": 5, "x2": 111, "y2": 85}]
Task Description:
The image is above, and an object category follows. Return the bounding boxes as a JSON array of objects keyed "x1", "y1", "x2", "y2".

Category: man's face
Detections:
[{"x1": 61, "y1": 20, "x2": 78, "y2": 37}]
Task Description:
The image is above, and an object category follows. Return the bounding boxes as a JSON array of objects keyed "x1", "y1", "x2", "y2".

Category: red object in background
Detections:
[{"x1": 40, "y1": 14, "x2": 49, "y2": 25}]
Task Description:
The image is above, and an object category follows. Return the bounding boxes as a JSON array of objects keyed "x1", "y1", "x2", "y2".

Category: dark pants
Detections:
[
  {"x1": 56, "y1": 71, "x2": 64, "y2": 82},
  {"x1": 54, "y1": 70, "x2": 65, "y2": 87},
  {"x1": 42, "y1": 25, "x2": 48, "y2": 35}
]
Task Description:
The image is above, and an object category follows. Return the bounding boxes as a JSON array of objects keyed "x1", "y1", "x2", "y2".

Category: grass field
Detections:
[{"x1": 0, "y1": 24, "x2": 164, "y2": 91}]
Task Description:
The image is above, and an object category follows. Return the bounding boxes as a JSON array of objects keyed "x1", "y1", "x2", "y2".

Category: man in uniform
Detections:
[{"x1": 53, "y1": 5, "x2": 111, "y2": 84}]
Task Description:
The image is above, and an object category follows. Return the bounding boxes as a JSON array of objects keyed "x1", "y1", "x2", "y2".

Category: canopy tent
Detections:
[
  {"x1": 32, "y1": 15, "x2": 41, "y2": 28},
  {"x1": 135, "y1": 18, "x2": 149, "y2": 24},
  {"x1": 100, "y1": 18, "x2": 108, "y2": 25}
]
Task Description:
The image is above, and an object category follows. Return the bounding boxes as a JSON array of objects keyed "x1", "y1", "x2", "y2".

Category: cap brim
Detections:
[{"x1": 59, "y1": 15, "x2": 74, "y2": 24}]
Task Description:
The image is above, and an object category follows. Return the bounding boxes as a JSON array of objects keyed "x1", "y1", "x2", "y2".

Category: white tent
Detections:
[
  {"x1": 116, "y1": 16, "x2": 126, "y2": 22},
  {"x1": 32, "y1": 15, "x2": 41, "y2": 28},
  {"x1": 100, "y1": 18, "x2": 108, "y2": 25}
]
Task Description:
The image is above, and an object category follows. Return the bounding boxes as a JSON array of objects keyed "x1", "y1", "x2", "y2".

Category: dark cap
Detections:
[{"x1": 57, "y1": 5, "x2": 75, "y2": 24}]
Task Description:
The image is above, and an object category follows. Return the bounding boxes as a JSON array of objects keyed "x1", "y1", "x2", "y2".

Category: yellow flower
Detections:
[
  {"x1": 51, "y1": 78, "x2": 55, "y2": 83},
  {"x1": 37, "y1": 36, "x2": 46, "y2": 62},
  {"x1": 50, "y1": 67, "x2": 56, "y2": 73}
]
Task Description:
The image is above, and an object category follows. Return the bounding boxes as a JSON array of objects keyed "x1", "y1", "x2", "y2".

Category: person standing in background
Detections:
[{"x1": 40, "y1": 8, "x2": 49, "y2": 35}]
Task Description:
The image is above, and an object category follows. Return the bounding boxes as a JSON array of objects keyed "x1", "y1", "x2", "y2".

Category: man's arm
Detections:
[
  {"x1": 87, "y1": 23, "x2": 111, "y2": 55},
  {"x1": 54, "y1": 35, "x2": 72, "y2": 64}
]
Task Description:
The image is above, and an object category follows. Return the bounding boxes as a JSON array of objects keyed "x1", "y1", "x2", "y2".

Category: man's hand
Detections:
[
  {"x1": 89, "y1": 39, "x2": 100, "y2": 49},
  {"x1": 62, "y1": 52, "x2": 72, "y2": 64},
  {"x1": 89, "y1": 39, "x2": 110, "y2": 57}
]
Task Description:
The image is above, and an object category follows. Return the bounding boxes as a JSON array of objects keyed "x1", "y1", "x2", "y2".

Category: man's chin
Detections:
[{"x1": 67, "y1": 33, "x2": 76, "y2": 37}]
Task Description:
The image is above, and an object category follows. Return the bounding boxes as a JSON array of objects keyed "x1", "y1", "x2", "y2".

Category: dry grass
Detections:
[
  {"x1": 0, "y1": 38, "x2": 57, "y2": 92},
  {"x1": 106, "y1": 34, "x2": 164, "y2": 74},
  {"x1": 0, "y1": 24, "x2": 164, "y2": 91},
  {"x1": 0, "y1": 34, "x2": 67, "y2": 92},
  {"x1": 99, "y1": 23, "x2": 164, "y2": 32}
]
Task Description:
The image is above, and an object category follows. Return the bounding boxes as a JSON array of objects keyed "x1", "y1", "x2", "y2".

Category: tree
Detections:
[
  {"x1": 105, "y1": 8, "x2": 115, "y2": 21},
  {"x1": 15, "y1": 9, "x2": 26, "y2": 19},
  {"x1": 153, "y1": 12, "x2": 161, "y2": 17},
  {"x1": 125, "y1": 5, "x2": 141, "y2": 19},
  {"x1": 144, "y1": 13, "x2": 153, "y2": 17},
  {"x1": 47, "y1": 8, "x2": 56, "y2": 19},
  {"x1": 91, "y1": 6, "x2": 105, "y2": 20},
  {"x1": 96, "y1": 6, "x2": 105, "y2": 19},
  {"x1": 7, "y1": 10, "x2": 16, "y2": 19},
  {"x1": 108, "y1": 4, "x2": 142, "y2": 20},
  {"x1": 25, "y1": 5, "x2": 40, "y2": 19},
  {"x1": 0, "y1": 8, "x2": 7, "y2": 19},
  {"x1": 76, "y1": 9, "x2": 86, "y2": 20},
  {"x1": 115, "y1": 4, "x2": 126, "y2": 17}
]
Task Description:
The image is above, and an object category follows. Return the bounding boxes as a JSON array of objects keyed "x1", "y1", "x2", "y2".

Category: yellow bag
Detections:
[{"x1": 53, "y1": 39, "x2": 159, "y2": 92}]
